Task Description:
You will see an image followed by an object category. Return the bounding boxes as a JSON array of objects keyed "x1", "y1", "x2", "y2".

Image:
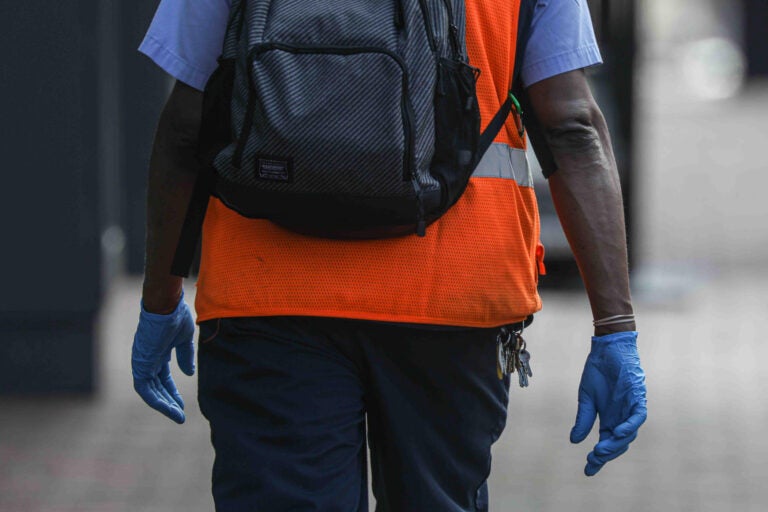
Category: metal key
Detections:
[
  {"x1": 496, "y1": 327, "x2": 514, "y2": 380},
  {"x1": 517, "y1": 349, "x2": 532, "y2": 387},
  {"x1": 514, "y1": 333, "x2": 533, "y2": 388},
  {"x1": 509, "y1": 335, "x2": 520, "y2": 376}
]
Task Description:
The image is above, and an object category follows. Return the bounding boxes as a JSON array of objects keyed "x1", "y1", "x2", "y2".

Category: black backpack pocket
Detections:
[{"x1": 430, "y1": 58, "x2": 481, "y2": 212}]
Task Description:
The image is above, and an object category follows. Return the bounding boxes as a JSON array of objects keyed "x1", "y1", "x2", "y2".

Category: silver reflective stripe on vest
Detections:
[{"x1": 471, "y1": 143, "x2": 533, "y2": 188}]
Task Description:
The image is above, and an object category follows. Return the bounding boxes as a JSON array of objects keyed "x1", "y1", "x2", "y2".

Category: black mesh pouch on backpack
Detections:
[{"x1": 430, "y1": 57, "x2": 481, "y2": 215}]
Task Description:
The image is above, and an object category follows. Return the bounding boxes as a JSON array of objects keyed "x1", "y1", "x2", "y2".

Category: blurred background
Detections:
[{"x1": 1, "y1": 0, "x2": 767, "y2": 510}]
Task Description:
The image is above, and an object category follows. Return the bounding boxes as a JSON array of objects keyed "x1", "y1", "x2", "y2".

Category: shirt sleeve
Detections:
[
  {"x1": 521, "y1": 0, "x2": 603, "y2": 88},
  {"x1": 138, "y1": 0, "x2": 232, "y2": 91}
]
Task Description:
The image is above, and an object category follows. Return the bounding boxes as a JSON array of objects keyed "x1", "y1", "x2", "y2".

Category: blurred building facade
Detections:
[{"x1": 0, "y1": 1, "x2": 169, "y2": 394}]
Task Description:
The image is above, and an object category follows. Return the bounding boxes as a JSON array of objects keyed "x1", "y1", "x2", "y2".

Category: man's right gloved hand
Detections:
[
  {"x1": 570, "y1": 331, "x2": 647, "y2": 476},
  {"x1": 131, "y1": 293, "x2": 196, "y2": 424}
]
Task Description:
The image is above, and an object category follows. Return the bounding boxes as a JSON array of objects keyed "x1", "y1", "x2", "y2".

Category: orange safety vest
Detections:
[{"x1": 195, "y1": 0, "x2": 545, "y2": 328}]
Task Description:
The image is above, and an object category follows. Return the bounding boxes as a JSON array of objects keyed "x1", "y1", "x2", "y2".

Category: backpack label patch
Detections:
[{"x1": 256, "y1": 155, "x2": 292, "y2": 182}]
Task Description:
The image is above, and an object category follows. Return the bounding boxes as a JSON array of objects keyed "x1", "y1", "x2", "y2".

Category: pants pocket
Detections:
[{"x1": 198, "y1": 318, "x2": 221, "y2": 345}]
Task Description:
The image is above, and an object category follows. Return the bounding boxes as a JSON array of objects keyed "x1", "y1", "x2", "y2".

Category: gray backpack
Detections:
[{"x1": 173, "y1": 0, "x2": 534, "y2": 276}]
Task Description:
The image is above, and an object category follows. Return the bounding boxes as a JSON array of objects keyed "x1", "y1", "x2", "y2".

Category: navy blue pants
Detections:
[{"x1": 197, "y1": 316, "x2": 516, "y2": 511}]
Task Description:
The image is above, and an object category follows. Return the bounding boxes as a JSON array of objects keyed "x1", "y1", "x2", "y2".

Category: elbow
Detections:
[
  {"x1": 158, "y1": 99, "x2": 202, "y2": 153},
  {"x1": 542, "y1": 99, "x2": 604, "y2": 156},
  {"x1": 154, "y1": 81, "x2": 204, "y2": 158},
  {"x1": 149, "y1": 82, "x2": 205, "y2": 176}
]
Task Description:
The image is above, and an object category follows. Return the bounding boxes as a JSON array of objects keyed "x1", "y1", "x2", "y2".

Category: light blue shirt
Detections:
[{"x1": 139, "y1": 0, "x2": 602, "y2": 91}]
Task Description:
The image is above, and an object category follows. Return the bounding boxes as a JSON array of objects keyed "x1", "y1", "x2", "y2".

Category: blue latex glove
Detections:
[
  {"x1": 132, "y1": 293, "x2": 195, "y2": 424},
  {"x1": 570, "y1": 331, "x2": 647, "y2": 476}
]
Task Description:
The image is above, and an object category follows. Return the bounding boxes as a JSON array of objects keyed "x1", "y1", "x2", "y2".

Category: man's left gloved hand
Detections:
[
  {"x1": 132, "y1": 292, "x2": 196, "y2": 424},
  {"x1": 570, "y1": 331, "x2": 647, "y2": 476}
]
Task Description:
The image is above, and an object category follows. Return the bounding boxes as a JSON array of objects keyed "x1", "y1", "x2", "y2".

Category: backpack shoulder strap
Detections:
[
  {"x1": 170, "y1": 2, "x2": 245, "y2": 278},
  {"x1": 476, "y1": 0, "x2": 537, "y2": 159},
  {"x1": 512, "y1": 0, "x2": 558, "y2": 178}
]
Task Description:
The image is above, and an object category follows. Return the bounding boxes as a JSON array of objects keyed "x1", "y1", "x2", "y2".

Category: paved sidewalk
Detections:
[
  {"x1": 2, "y1": 270, "x2": 768, "y2": 511},
  {"x1": 0, "y1": 280, "x2": 214, "y2": 512}
]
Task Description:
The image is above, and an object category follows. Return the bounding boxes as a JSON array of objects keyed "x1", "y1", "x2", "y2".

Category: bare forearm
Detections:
[
  {"x1": 143, "y1": 81, "x2": 203, "y2": 314},
  {"x1": 546, "y1": 111, "x2": 634, "y2": 334},
  {"x1": 527, "y1": 71, "x2": 634, "y2": 335}
]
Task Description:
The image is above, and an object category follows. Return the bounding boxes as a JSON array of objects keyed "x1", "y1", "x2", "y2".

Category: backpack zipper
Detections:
[
  {"x1": 439, "y1": 0, "x2": 462, "y2": 58},
  {"x1": 416, "y1": 0, "x2": 438, "y2": 52}
]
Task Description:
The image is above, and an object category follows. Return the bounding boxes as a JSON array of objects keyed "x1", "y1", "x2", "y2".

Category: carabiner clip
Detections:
[{"x1": 509, "y1": 93, "x2": 525, "y2": 138}]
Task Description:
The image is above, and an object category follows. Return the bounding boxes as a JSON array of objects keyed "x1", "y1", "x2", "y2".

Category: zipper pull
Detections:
[
  {"x1": 449, "y1": 24, "x2": 461, "y2": 58},
  {"x1": 411, "y1": 175, "x2": 427, "y2": 237},
  {"x1": 395, "y1": 0, "x2": 405, "y2": 29}
]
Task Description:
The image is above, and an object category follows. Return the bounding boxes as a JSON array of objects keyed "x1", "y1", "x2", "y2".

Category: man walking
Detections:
[{"x1": 132, "y1": 0, "x2": 647, "y2": 510}]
